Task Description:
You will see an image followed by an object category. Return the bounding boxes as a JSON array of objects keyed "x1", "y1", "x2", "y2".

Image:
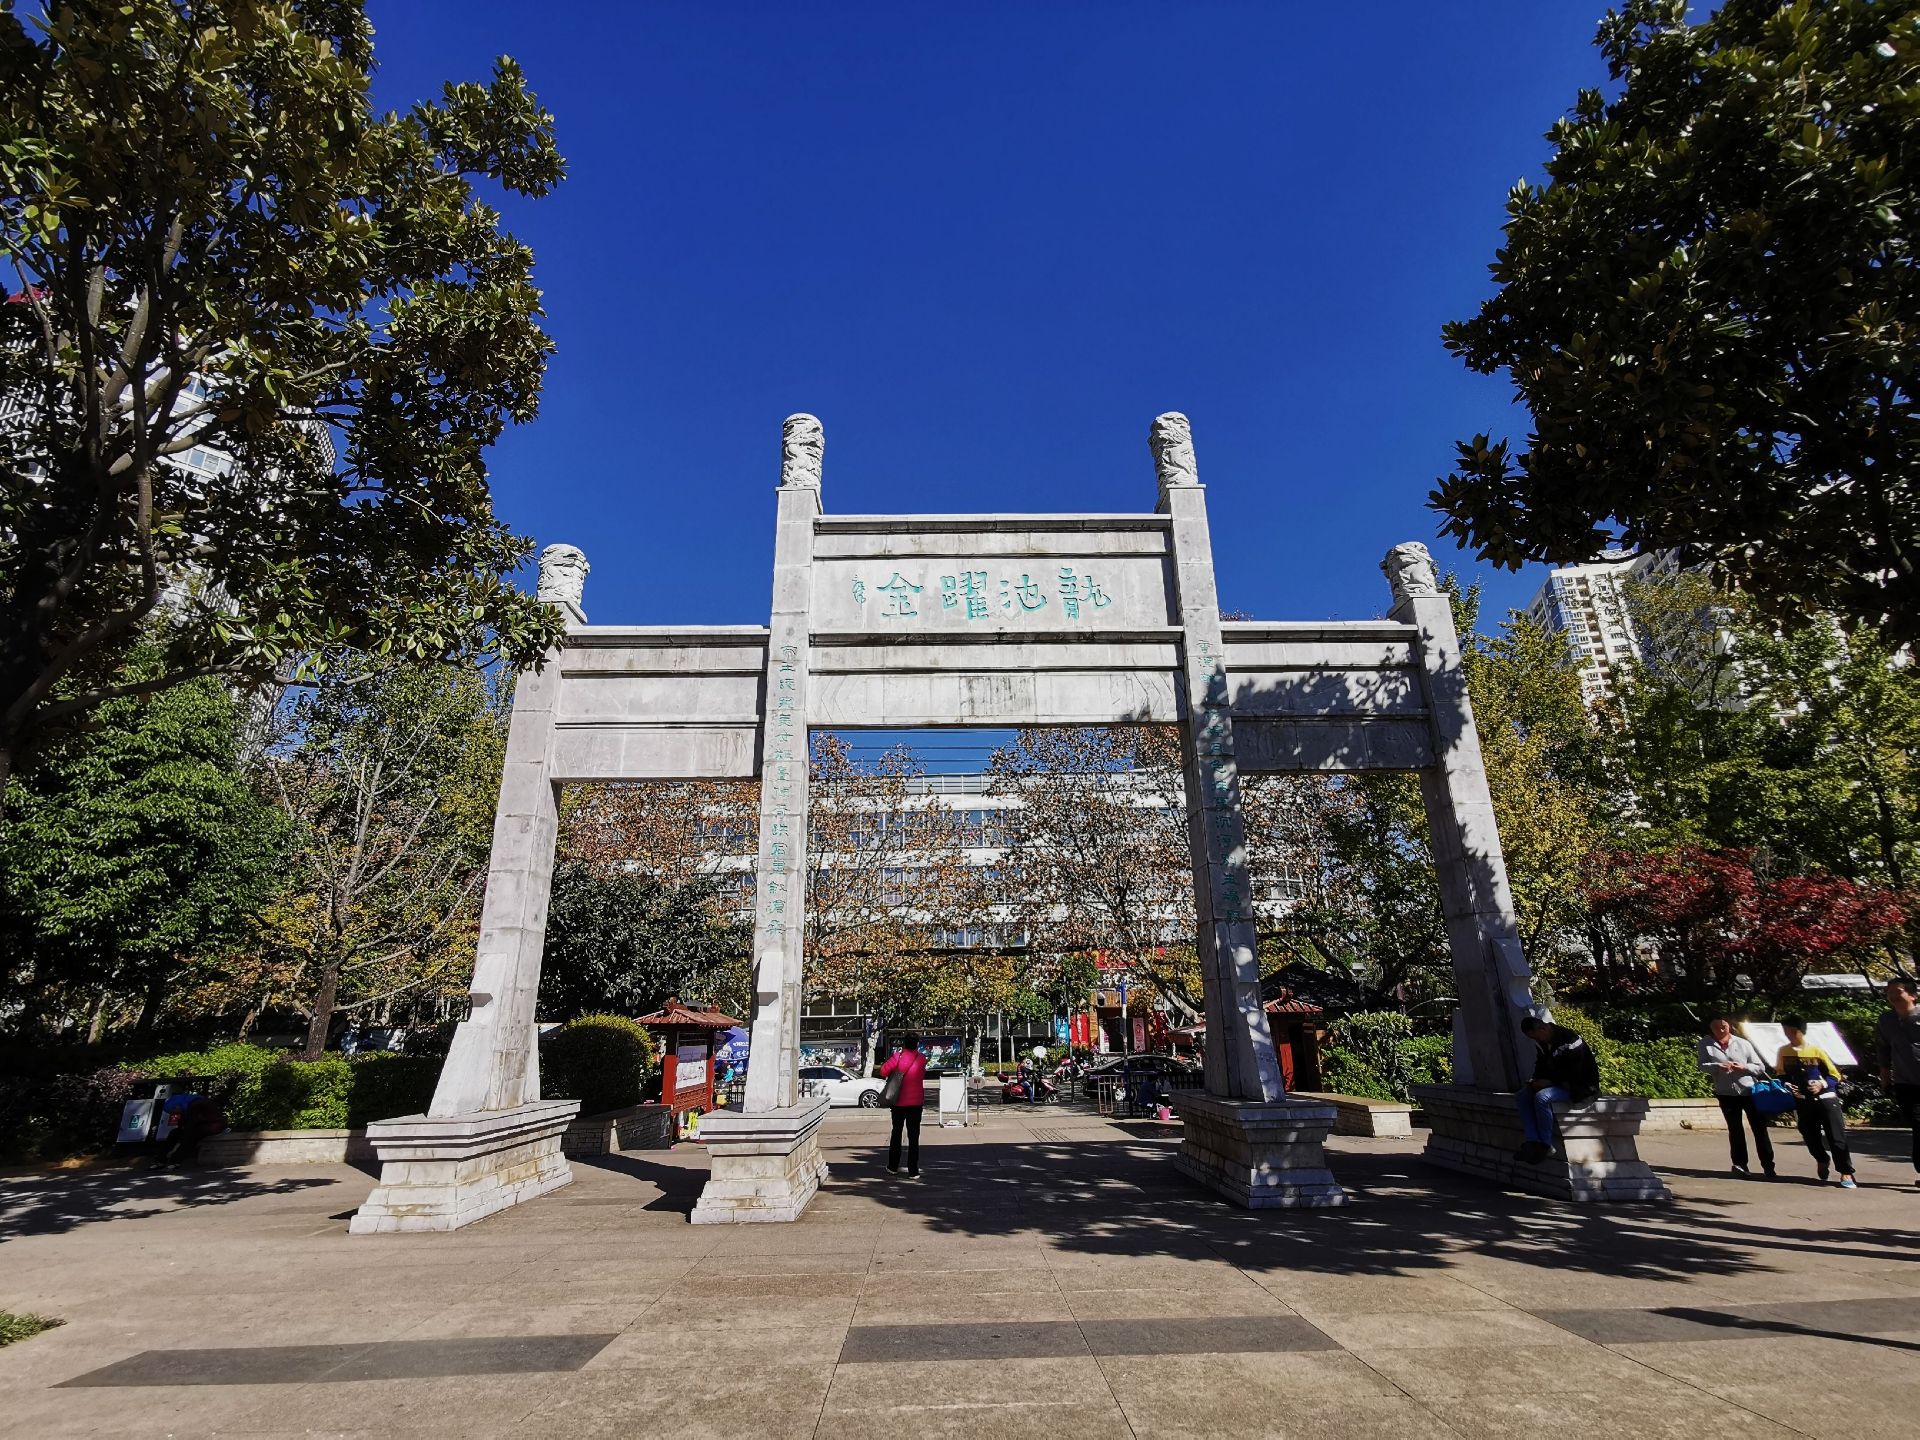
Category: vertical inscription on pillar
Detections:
[
  {"x1": 744, "y1": 416, "x2": 823, "y2": 1113},
  {"x1": 1154, "y1": 412, "x2": 1285, "y2": 1105}
]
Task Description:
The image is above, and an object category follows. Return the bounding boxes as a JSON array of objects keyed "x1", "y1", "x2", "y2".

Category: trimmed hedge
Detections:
[
  {"x1": 539, "y1": 1014, "x2": 658, "y2": 1116},
  {"x1": 138, "y1": 1045, "x2": 442, "y2": 1129},
  {"x1": 0, "y1": 1045, "x2": 446, "y2": 1161}
]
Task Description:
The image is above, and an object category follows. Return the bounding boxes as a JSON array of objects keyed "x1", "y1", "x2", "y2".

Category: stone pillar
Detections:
[
  {"x1": 1154, "y1": 414, "x2": 1344, "y2": 1209},
  {"x1": 1382, "y1": 542, "x2": 1529, "y2": 1092},
  {"x1": 1387, "y1": 543, "x2": 1669, "y2": 1203},
  {"x1": 693, "y1": 415, "x2": 830, "y2": 1224},
  {"x1": 351, "y1": 544, "x2": 588, "y2": 1234}
]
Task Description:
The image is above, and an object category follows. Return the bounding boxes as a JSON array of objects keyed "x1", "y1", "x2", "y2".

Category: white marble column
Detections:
[
  {"x1": 352, "y1": 547, "x2": 587, "y2": 1233},
  {"x1": 1153, "y1": 413, "x2": 1285, "y2": 1104},
  {"x1": 743, "y1": 415, "x2": 821, "y2": 1112},
  {"x1": 1384, "y1": 543, "x2": 1531, "y2": 1092},
  {"x1": 694, "y1": 417, "x2": 832, "y2": 1223},
  {"x1": 429, "y1": 544, "x2": 588, "y2": 1116}
]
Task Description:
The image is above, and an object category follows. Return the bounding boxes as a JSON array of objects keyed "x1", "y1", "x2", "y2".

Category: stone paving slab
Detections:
[{"x1": 1, "y1": 1116, "x2": 1917, "y2": 1436}]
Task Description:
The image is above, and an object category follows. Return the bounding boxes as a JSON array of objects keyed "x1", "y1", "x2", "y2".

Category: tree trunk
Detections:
[
  {"x1": 235, "y1": 1004, "x2": 259, "y2": 1044},
  {"x1": 303, "y1": 964, "x2": 340, "y2": 1059},
  {"x1": 85, "y1": 993, "x2": 110, "y2": 1045},
  {"x1": 130, "y1": 975, "x2": 166, "y2": 1039}
]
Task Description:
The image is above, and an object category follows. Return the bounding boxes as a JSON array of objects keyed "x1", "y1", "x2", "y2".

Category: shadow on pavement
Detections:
[
  {"x1": 0, "y1": 1164, "x2": 338, "y2": 1240},
  {"x1": 570, "y1": 1152, "x2": 702, "y2": 1217},
  {"x1": 804, "y1": 1136, "x2": 1919, "y2": 1286}
]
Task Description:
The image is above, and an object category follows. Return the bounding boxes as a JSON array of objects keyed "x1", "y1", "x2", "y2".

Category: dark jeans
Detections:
[
  {"x1": 1894, "y1": 1082, "x2": 1920, "y2": 1174},
  {"x1": 1716, "y1": 1094, "x2": 1774, "y2": 1172},
  {"x1": 1794, "y1": 1094, "x2": 1853, "y2": 1175},
  {"x1": 888, "y1": 1104, "x2": 922, "y2": 1174}
]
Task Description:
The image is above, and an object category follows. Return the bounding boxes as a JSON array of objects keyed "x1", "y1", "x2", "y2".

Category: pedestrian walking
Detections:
[
  {"x1": 878, "y1": 1032, "x2": 927, "y2": 1178},
  {"x1": 1874, "y1": 977, "x2": 1920, "y2": 1186},
  {"x1": 1698, "y1": 1017, "x2": 1775, "y2": 1178},
  {"x1": 152, "y1": 1092, "x2": 227, "y2": 1168},
  {"x1": 1514, "y1": 1012, "x2": 1600, "y2": 1164},
  {"x1": 1776, "y1": 1018, "x2": 1856, "y2": 1188}
]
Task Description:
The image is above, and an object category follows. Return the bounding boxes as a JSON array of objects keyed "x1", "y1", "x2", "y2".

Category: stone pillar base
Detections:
[
  {"x1": 690, "y1": 1097, "x2": 831, "y2": 1224},
  {"x1": 348, "y1": 1099, "x2": 581, "y2": 1234},
  {"x1": 1412, "y1": 1084, "x2": 1673, "y2": 1202},
  {"x1": 1172, "y1": 1092, "x2": 1349, "y2": 1208}
]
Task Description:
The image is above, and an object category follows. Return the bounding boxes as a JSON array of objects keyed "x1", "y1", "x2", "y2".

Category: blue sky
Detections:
[{"x1": 368, "y1": 2, "x2": 1609, "y2": 638}]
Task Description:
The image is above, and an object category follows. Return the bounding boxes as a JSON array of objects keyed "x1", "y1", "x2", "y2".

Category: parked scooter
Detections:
[{"x1": 1002, "y1": 1064, "x2": 1060, "y2": 1104}]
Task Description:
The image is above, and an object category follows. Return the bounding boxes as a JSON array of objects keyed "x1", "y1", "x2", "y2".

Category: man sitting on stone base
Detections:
[{"x1": 1515, "y1": 1012, "x2": 1600, "y2": 1164}]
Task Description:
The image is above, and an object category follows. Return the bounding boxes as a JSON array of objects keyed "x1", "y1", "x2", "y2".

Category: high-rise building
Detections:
[{"x1": 1524, "y1": 549, "x2": 1680, "y2": 705}]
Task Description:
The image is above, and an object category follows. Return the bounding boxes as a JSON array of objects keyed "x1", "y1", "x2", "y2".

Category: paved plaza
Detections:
[{"x1": 2, "y1": 1110, "x2": 1916, "y2": 1438}]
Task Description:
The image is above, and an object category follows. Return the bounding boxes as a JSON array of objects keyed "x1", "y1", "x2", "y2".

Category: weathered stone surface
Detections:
[
  {"x1": 690, "y1": 1098, "x2": 831, "y2": 1224},
  {"x1": 348, "y1": 1099, "x2": 581, "y2": 1234},
  {"x1": 1292, "y1": 1092, "x2": 1415, "y2": 1139},
  {"x1": 536, "y1": 543, "x2": 590, "y2": 621},
  {"x1": 1153, "y1": 414, "x2": 1285, "y2": 1106},
  {"x1": 200, "y1": 1128, "x2": 377, "y2": 1167},
  {"x1": 1173, "y1": 1093, "x2": 1349, "y2": 1208},
  {"x1": 1413, "y1": 1084, "x2": 1673, "y2": 1203}
]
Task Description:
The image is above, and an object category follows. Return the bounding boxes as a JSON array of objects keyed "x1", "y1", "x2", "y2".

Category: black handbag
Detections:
[{"x1": 879, "y1": 1066, "x2": 904, "y2": 1106}]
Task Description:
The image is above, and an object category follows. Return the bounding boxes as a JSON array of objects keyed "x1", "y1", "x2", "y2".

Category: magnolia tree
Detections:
[
  {"x1": 259, "y1": 662, "x2": 505, "y2": 1057},
  {"x1": 1437, "y1": 0, "x2": 1920, "y2": 642},
  {"x1": 0, "y1": 1, "x2": 566, "y2": 800}
]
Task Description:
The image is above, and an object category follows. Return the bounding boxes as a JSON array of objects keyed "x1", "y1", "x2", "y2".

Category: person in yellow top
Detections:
[{"x1": 1776, "y1": 1018, "x2": 1856, "y2": 1189}]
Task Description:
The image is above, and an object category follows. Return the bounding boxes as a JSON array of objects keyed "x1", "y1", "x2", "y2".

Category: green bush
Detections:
[
  {"x1": 139, "y1": 1044, "x2": 439, "y2": 1130},
  {"x1": 540, "y1": 1014, "x2": 658, "y2": 1116},
  {"x1": 1614, "y1": 1038, "x2": 1711, "y2": 1099},
  {"x1": 1403, "y1": 1033, "x2": 1454, "y2": 1089},
  {"x1": 1319, "y1": 1045, "x2": 1396, "y2": 1101},
  {"x1": 1326, "y1": 1012, "x2": 1415, "y2": 1096},
  {"x1": 0, "y1": 1066, "x2": 146, "y2": 1162},
  {"x1": 344, "y1": 1052, "x2": 441, "y2": 1124}
]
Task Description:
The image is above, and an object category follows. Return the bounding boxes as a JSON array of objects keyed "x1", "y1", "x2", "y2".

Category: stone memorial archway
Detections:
[{"x1": 349, "y1": 414, "x2": 1669, "y2": 1235}]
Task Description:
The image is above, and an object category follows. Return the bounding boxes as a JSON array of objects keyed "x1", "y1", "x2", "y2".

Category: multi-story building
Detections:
[
  {"x1": 1525, "y1": 549, "x2": 1680, "y2": 705},
  {"x1": 688, "y1": 768, "x2": 1316, "y2": 1070}
]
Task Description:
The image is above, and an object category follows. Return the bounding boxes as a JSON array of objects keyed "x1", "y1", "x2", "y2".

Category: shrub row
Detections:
[
  {"x1": 0, "y1": 1015, "x2": 660, "y2": 1163},
  {"x1": 1319, "y1": 1012, "x2": 1453, "y2": 1103}
]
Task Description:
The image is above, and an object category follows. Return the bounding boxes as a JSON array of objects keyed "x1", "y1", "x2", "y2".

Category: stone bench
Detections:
[
  {"x1": 200, "y1": 1103, "x2": 672, "y2": 1168},
  {"x1": 1292, "y1": 1091, "x2": 1414, "y2": 1139},
  {"x1": 561, "y1": 1103, "x2": 674, "y2": 1155},
  {"x1": 200, "y1": 1128, "x2": 376, "y2": 1167},
  {"x1": 1636, "y1": 1097, "x2": 1729, "y2": 1133},
  {"x1": 1412, "y1": 1084, "x2": 1672, "y2": 1203}
]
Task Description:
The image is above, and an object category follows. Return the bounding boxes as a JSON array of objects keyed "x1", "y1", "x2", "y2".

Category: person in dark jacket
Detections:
[
  {"x1": 1515, "y1": 1013, "x2": 1600, "y2": 1164},
  {"x1": 1875, "y1": 978, "x2": 1920, "y2": 1184}
]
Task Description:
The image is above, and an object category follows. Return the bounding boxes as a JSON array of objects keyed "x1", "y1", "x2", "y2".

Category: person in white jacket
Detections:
[{"x1": 1699, "y1": 1017, "x2": 1776, "y2": 1178}]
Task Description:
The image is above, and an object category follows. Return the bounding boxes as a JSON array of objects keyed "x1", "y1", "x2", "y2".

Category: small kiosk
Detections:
[
  {"x1": 635, "y1": 997, "x2": 743, "y2": 1134},
  {"x1": 1263, "y1": 990, "x2": 1326, "y2": 1091}
]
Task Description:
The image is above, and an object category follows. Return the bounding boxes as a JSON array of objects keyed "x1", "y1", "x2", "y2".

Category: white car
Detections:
[{"x1": 799, "y1": 1064, "x2": 885, "y2": 1107}]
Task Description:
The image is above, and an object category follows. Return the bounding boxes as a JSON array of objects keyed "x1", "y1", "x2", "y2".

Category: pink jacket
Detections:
[{"x1": 878, "y1": 1048, "x2": 927, "y2": 1107}]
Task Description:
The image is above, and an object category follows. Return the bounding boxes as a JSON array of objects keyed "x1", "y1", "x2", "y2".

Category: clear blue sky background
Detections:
[{"x1": 366, "y1": 2, "x2": 1609, "y2": 661}]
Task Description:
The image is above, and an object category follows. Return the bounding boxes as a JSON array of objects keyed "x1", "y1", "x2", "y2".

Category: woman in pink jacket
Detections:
[{"x1": 878, "y1": 1033, "x2": 927, "y2": 1178}]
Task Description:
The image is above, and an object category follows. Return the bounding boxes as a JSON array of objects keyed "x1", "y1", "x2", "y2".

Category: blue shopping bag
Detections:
[{"x1": 1750, "y1": 1078, "x2": 1797, "y2": 1116}]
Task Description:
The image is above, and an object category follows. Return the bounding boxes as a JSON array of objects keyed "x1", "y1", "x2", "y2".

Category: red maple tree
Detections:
[{"x1": 1587, "y1": 846, "x2": 1907, "y2": 1003}]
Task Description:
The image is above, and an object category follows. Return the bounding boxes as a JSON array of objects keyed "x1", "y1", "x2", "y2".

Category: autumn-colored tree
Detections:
[
  {"x1": 986, "y1": 727, "x2": 1205, "y2": 1017},
  {"x1": 260, "y1": 661, "x2": 505, "y2": 1057},
  {"x1": 1587, "y1": 845, "x2": 1907, "y2": 1005}
]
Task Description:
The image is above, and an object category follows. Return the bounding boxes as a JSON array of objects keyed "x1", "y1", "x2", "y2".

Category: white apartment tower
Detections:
[{"x1": 1525, "y1": 549, "x2": 1679, "y2": 705}]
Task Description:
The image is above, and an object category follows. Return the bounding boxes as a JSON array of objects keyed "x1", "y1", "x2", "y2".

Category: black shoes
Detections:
[{"x1": 1514, "y1": 1140, "x2": 1553, "y2": 1165}]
